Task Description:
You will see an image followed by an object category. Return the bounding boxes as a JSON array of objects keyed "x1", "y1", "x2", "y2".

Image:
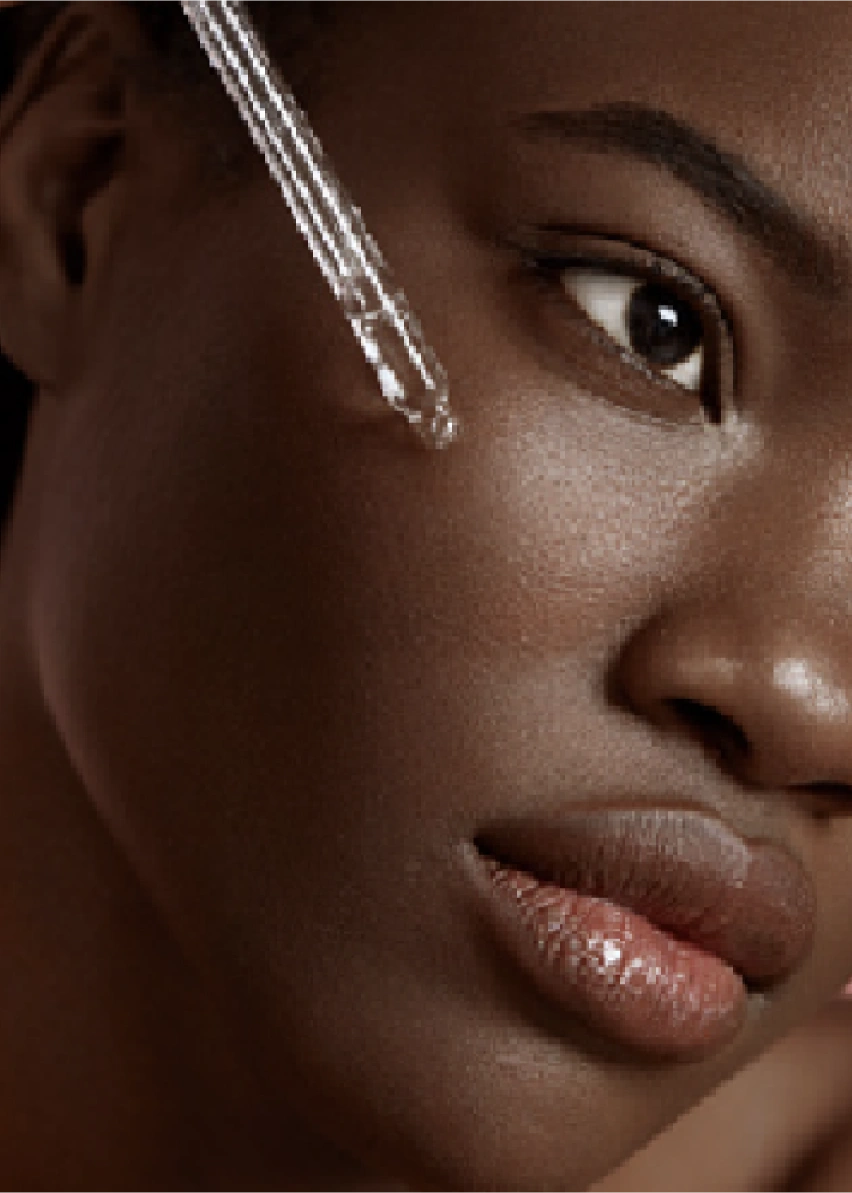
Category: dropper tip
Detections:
[{"x1": 416, "y1": 408, "x2": 462, "y2": 450}]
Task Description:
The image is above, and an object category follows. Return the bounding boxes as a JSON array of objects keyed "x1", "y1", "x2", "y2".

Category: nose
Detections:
[{"x1": 616, "y1": 603, "x2": 852, "y2": 792}]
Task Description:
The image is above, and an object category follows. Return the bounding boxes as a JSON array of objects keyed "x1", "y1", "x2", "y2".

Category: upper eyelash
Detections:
[
  {"x1": 500, "y1": 224, "x2": 732, "y2": 328},
  {"x1": 521, "y1": 249, "x2": 714, "y2": 319}
]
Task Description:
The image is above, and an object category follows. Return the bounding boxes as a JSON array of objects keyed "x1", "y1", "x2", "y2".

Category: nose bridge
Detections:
[
  {"x1": 617, "y1": 451, "x2": 852, "y2": 790},
  {"x1": 738, "y1": 439, "x2": 852, "y2": 641},
  {"x1": 716, "y1": 425, "x2": 852, "y2": 632}
]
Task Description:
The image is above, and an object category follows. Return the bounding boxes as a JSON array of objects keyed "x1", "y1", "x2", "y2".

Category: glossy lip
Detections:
[
  {"x1": 468, "y1": 806, "x2": 816, "y2": 1056},
  {"x1": 475, "y1": 807, "x2": 816, "y2": 983}
]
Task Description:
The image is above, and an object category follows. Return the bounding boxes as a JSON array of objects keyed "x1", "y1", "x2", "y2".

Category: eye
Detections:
[
  {"x1": 561, "y1": 268, "x2": 704, "y2": 392},
  {"x1": 505, "y1": 230, "x2": 736, "y2": 424}
]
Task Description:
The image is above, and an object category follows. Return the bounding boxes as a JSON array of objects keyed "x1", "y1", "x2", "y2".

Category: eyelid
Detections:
[
  {"x1": 507, "y1": 228, "x2": 729, "y2": 314},
  {"x1": 503, "y1": 228, "x2": 737, "y2": 425}
]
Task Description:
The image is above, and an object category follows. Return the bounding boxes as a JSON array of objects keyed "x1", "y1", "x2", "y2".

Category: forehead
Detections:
[{"x1": 332, "y1": 4, "x2": 852, "y2": 231}]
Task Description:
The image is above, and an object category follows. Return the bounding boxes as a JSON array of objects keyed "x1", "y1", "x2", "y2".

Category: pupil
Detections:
[{"x1": 627, "y1": 283, "x2": 702, "y2": 368}]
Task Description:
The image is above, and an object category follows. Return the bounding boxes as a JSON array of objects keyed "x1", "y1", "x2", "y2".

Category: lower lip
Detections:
[{"x1": 475, "y1": 856, "x2": 747, "y2": 1058}]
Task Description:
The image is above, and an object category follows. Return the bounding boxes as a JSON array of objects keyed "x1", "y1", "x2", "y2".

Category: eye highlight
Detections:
[{"x1": 562, "y1": 270, "x2": 704, "y2": 392}]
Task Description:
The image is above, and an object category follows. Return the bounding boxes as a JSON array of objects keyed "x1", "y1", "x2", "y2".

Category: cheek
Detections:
[
  {"x1": 22, "y1": 200, "x2": 345, "y2": 934},
  {"x1": 461, "y1": 406, "x2": 716, "y2": 651},
  {"x1": 24, "y1": 185, "x2": 731, "y2": 883}
]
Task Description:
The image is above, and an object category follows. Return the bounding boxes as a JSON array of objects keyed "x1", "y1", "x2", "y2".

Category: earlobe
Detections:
[{"x1": 0, "y1": 4, "x2": 129, "y2": 388}]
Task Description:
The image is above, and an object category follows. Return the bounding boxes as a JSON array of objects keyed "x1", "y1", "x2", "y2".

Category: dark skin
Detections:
[{"x1": 3, "y1": 2, "x2": 852, "y2": 1188}]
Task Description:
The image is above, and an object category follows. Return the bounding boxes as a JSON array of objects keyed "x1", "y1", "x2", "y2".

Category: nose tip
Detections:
[{"x1": 616, "y1": 609, "x2": 852, "y2": 792}]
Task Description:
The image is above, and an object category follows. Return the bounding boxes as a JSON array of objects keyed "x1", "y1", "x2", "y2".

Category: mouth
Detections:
[{"x1": 469, "y1": 807, "x2": 816, "y2": 1059}]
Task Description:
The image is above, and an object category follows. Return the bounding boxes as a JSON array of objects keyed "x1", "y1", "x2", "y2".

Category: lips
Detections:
[
  {"x1": 477, "y1": 808, "x2": 815, "y2": 982},
  {"x1": 471, "y1": 808, "x2": 816, "y2": 1056}
]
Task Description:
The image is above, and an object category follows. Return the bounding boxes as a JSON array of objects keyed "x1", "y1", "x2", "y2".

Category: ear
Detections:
[{"x1": 0, "y1": 3, "x2": 133, "y2": 388}]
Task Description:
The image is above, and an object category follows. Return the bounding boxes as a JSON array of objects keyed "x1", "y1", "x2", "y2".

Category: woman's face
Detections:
[{"x1": 10, "y1": 2, "x2": 852, "y2": 1187}]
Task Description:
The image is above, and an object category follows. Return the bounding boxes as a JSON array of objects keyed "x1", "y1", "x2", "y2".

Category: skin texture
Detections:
[
  {"x1": 4, "y1": 2, "x2": 852, "y2": 1187},
  {"x1": 598, "y1": 999, "x2": 852, "y2": 1192}
]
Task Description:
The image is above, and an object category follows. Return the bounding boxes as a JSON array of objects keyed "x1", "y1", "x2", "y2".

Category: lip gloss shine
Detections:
[
  {"x1": 484, "y1": 859, "x2": 746, "y2": 1057},
  {"x1": 470, "y1": 807, "x2": 814, "y2": 1058}
]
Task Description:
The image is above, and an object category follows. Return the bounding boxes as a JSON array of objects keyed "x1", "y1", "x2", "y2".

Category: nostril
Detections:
[
  {"x1": 808, "y1": 781, "x2": 852, "y2": 797},
  {"x1": 666, "y1": 698, "x2": 750, "y2": 767},
  {"x1": 799, "y1": 780, "x2": 852, "y2": 813}
]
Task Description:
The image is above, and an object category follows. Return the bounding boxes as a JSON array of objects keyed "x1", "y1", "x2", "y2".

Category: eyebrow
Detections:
[{"x1": 516, "y1": 102, "x2": 850, "y2": 300}]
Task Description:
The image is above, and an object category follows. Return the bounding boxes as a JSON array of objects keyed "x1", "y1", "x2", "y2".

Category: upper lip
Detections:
[{"x1": 475, "y1": 806, "x2": 816, "y2": 984}]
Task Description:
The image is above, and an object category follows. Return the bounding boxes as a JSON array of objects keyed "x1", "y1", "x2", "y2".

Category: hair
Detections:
[
  {"x1": 9, "y1": 1, "x2": 288, "y2": 69},
  {"x1": 0, "y1": 1, "x2": 333, "y2": 545}
]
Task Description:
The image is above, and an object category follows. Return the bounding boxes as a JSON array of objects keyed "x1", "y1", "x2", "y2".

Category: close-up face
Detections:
[{"x1": 5, "y1": 3, "x2": 852, "y2": 1188}]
